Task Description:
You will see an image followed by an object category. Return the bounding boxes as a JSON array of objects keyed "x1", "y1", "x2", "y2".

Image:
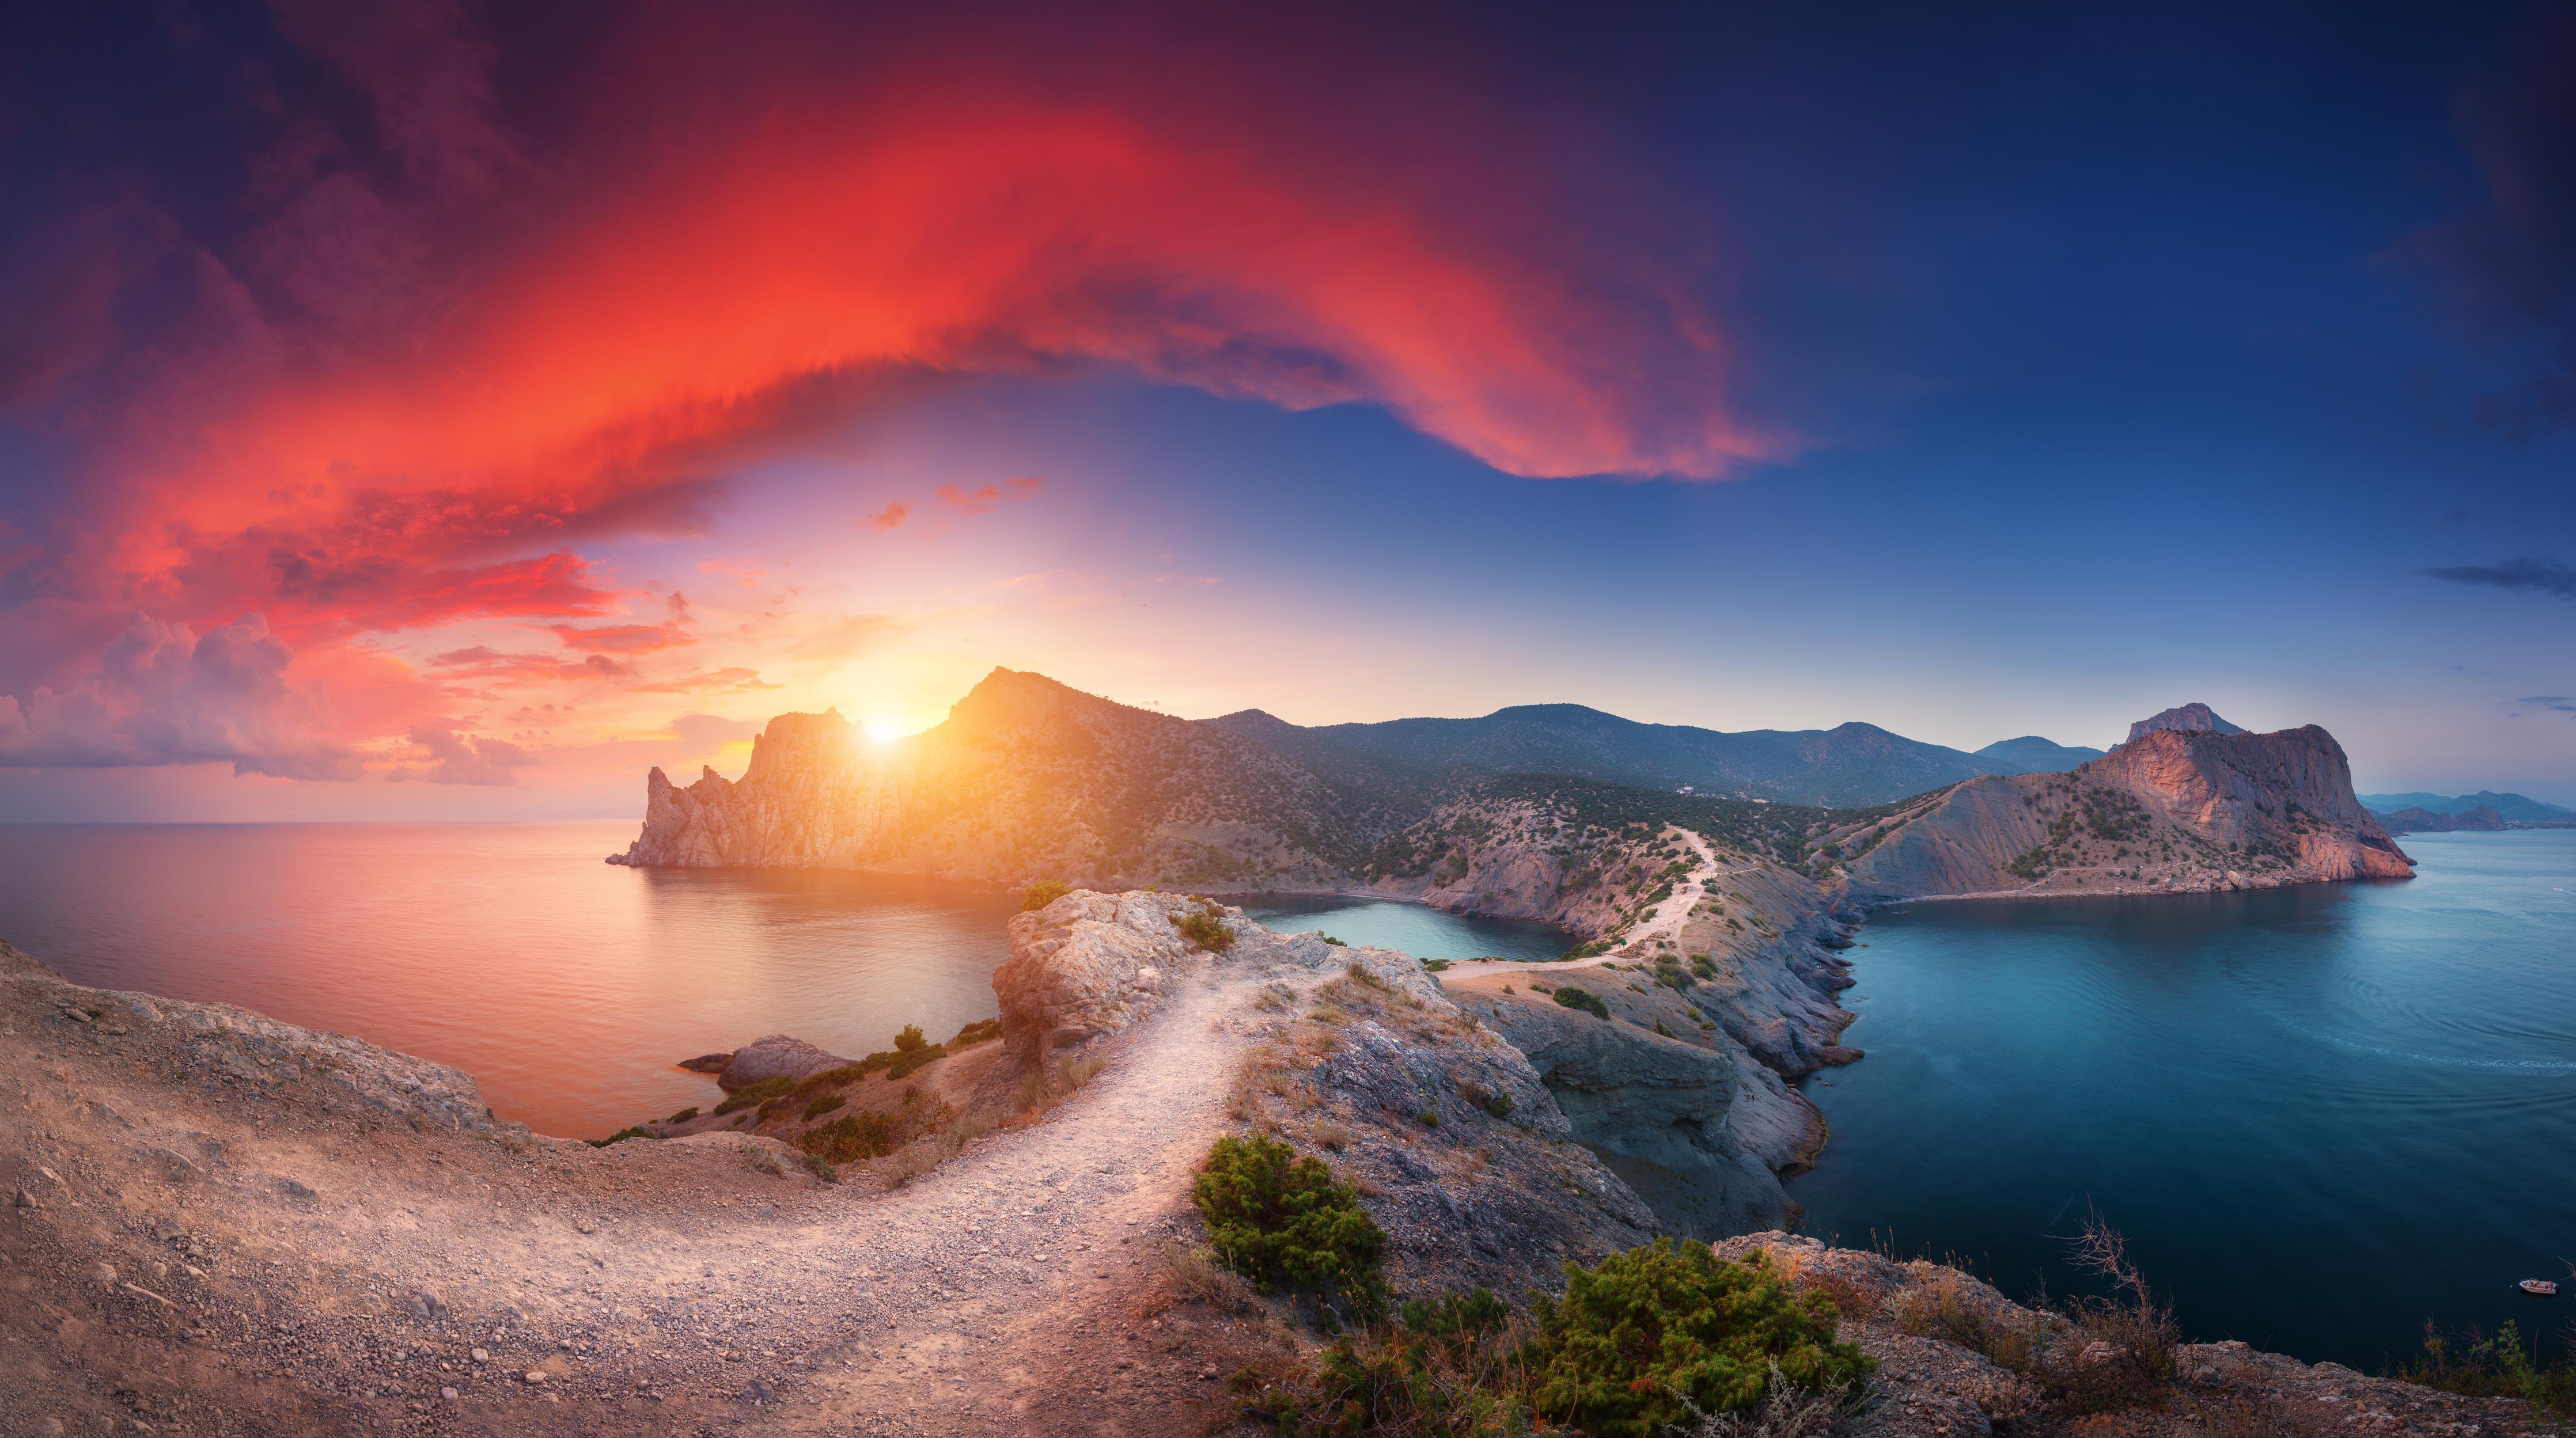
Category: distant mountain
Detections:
[
  {"x1": 1974, "y1": 736, "x2": 2107, "y2": 773},
  {"x1": 2370, "y1": 805, "x2": 2506, "y2": 834},
  {"x1": 1211, "y1": 703, "x2": 2005, "y2": 807},
  {"x1": 2355, "y1": 791, "x2": 2576, "y2": 822},
  {"x1": 2125, "y1": 703, "x2": 2245, "y2": 743}
]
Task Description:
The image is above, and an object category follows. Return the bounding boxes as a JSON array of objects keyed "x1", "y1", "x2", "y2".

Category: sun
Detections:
[{"x1": 862, "y1": 714, "x2": 910, "y2": 746}]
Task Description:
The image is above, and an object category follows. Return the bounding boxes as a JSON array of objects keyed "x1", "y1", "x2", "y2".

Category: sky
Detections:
[{"x1": 3, "y1": 0, "x2": 2574, "y2": 821}]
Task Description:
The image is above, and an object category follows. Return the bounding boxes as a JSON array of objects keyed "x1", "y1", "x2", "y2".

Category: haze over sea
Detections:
[{"x1": 1, "y1": 823, "x2": 2567, "y2": 1372}]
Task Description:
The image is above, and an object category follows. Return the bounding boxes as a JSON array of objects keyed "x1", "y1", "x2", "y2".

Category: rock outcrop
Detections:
[
  {"x1": 994, "y1": 890, "x2": 1239, "y2": 1054},
  {"x1": 611, "y1": 669, "x2": 1398, "y2": 887},
  {"x1": 988, "y1": 891, "x2": 1664, "y2": 1296},
  {"x1": 1, "y1": 939, "x2": 513, "y2": 1137},
  {"x1": 1712, "y1": 1234, "x2": 2529, "y2": 1438},
  {"x1": 1843, "y1": 721, "x2": 2414, "y2": 900},
  {"x1": 710, "y1": 1034, "x2": 856, "y2": 1092},
  {"x1": 2126, "y1": 701, "x2": 2247, "y2": 742}
]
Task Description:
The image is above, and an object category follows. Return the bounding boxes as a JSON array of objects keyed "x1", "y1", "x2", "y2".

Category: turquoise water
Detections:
[
  {"x1": 1238, "y1": 894, "x2": 1572, "y2": 962},
  {"x1": 1789, "y1": 829, "x2": 2576, "y2": 1370}
]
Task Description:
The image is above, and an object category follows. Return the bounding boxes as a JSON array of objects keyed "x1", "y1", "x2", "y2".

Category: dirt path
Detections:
[
  {"x1": 771, "y1": 968, "x2": 1272, "y2": 1436},
  {"x1": 1444, "y1": 826, "x2": 1732, "y2": 982},
  {"x1": 2, "y1": 947, "x2": 1283, "y2": 1437}
]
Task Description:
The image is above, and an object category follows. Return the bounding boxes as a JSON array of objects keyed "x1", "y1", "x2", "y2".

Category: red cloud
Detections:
[
  {"x1": 544, "y1": 623, "x2": 695, "y2": 654},
  {"x1": 1, "y1": 3, "x2": 1782, "y2": 781},
  {"x1": 936, "y1": 477, "x2": 1043, "y2": 515},
  {"x1": 866, "y1": 501, "x2": 910, "y2": 532}
]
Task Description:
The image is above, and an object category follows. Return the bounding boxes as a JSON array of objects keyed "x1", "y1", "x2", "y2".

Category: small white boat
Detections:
[{"x1": 2519, "y1": 1279, "x2": 2559, "y2": 1296}]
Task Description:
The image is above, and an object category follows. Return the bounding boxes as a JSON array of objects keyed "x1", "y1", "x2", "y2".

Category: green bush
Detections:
[
  {"x1": 802, "y1": 1092, "x2": 846, "y2": 1121},
  {"x1": 665, "y1": 1106, "x2": 699, "y2": 1123},
  {"x1": 893, "y1": 1024, "x2": 927, "y2": 1053},
  {"x1": 1192, "y1": 1133, "x2": 1385, "y2": 1316},
  {"x1": 1525, "y1": 1240, "x2": 1873, "y2": 1438},
  {"x1": 1173, "y1": 902, "x2": 1234, "y2": 954},
  {"x1": 1240, "y1": 1288, "x2": 1519, "y2": 1435},
  {"x1": 1552, "y1": 985, "x2": 1612, "y2": 1019},
  {"x1": 2403, "y1": 1321, "x2": 2576, "y2": 1420},
  {"x1": 887, "y1": 1042, "x2": 946, "y2": 1079},
  {"x1": 1485, "y1": 1089, "x2": 1514, "y2": 1118},
  {"x1": 797, "y1": 1110, "x2": 904, "y2": 1163},
  {"x1": 584, "y1": 1126, "x2": 654, "y2": 1148},
  {"x1": 1022, "y1": 879, "x2": 1072, "y2": 911},
  {"x1": 713, "y1": 1075, "x2": 795, "y2": 1116},
  {"x1": 949, "y1": 1016, "x2": 1004, "y2": 1048}
]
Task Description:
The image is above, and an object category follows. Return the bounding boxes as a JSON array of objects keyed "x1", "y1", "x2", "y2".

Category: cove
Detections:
[{"x1": 1789, "y1": 829, "x2": 2576, "y2": 1371}]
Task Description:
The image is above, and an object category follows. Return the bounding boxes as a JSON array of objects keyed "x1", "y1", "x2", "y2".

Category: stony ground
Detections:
[
  {"x1": 0, "y1": 936, "x2": 1296, "y2": 1437},
  {"x1": 3, "y1": 911, "x2": 2540, "y2": 1438},
  {"x1": 1714, "y1": 1234, "x2": 2537, "y2": 1438}
]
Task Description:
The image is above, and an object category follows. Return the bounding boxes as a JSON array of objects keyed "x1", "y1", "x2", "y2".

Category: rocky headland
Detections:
[
  {"x1": 1838, "y1": 715, "x2": 2414, "y2": 900},
  {"x1": 604, "y1": 684, "x2": 2418, "y2": 1266},
  {"x1": 2, "y1": 890, "x2": 2534, "y2": 1436}
]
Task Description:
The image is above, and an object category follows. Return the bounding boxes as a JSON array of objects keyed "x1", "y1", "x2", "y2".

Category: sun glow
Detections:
[{"x1": 862, "y1": 715, "x2": 910, "y2": 745}]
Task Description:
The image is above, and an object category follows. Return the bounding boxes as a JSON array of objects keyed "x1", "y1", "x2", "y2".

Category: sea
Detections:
[
  {"x1": 1788, "y1": 829, "x2": 2576, "y2": 1370},
  {"x1": 0, "y1": 821, "x2": 2566, "y2": 1371}
]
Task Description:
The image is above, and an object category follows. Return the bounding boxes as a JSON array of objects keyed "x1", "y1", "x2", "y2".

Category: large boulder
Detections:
[
  {"x1": 993, "y1": 890, "x2": 1242, "y2": 1053},
  {"x1": 712, "y1": 1035, "x2": 853, "y2": 1092}
]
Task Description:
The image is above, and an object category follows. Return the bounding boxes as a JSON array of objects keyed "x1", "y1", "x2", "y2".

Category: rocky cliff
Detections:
[
  {"x1": 1840, "y1": 722, "x2": 2414, "y2": 900},
  {"x1": 611, "y1": 669, "x2": 1404, "y2": 887},
  {"x1": 2126, "y1": 701, "x2": 2247, "y2": 741}
]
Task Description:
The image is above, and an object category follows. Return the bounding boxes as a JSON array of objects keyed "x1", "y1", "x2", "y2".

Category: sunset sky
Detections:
[{"x1": 4, "y1": 1, "x2": 2574, "y2": 819}]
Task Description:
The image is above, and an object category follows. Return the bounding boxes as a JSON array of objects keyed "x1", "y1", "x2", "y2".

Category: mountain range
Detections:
[
  {"x1": 1208, "y1": 701, "x2": 2107, "y2": 807},
  {"x1": 613, "y1": 672, "x2": 2407, "y2": 914},
  {"x1": 2356, "y1": 791, "x2": 2576, "y2": 822}
]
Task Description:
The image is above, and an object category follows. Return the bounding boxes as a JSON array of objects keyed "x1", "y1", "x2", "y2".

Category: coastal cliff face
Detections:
[
  {"x1": 612, "y1": 669, "x2": 1399, "y2": 886},
  {"x1": 992, "y1": 891, "x2": 1663, "y2": 1296},
  {"x1": 1842, "y1": 723, "x2": 2413, "y2": 900}
]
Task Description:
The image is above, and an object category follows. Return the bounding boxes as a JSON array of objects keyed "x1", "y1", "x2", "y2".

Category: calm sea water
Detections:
[
  {"x1": 0, "y1": 824, "x2": 1029, "y2": 1140},
  {"x1": 0, "y1": 826, "x2": 1550, "y2": 1144},
  {"x1": 1790, "y1": 829, "x2": 2576, "y2": 1371},
  {"x1": 9, "y1": 823, "x2": 2566, "y2": 1369}
]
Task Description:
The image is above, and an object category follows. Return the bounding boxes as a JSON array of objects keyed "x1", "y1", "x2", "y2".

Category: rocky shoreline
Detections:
[{"x1": 3, "y1": 896, "x2": 2540, "y2": 1436}]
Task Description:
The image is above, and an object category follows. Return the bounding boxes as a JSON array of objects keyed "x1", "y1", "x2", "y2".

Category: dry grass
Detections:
[
  {"x1": 1015, "y1": 1050, "x2": 1108, "y2": 1118},
  {"x1": 2187, "y1": 1394, "x2": 2306, "y2": 1438},
  {"x1": 1145, "y1": 1241, "x2": 1258, "y2": 1317},
  {"x1": 1886, "y1": 1267, "x2": 2040, "y2": 1372},
  {"x1": 1772, "y1": 1249, "x2": 1882, "y2": 1323},
  {"x1": 1882, "y1": 1215, "x2": 2179, "y2": 1417},
  {"x1": 880, "y1": 1109, "x2": 998, "y2": 1187},
  {"x1": 1666, "y1": 1364, "x2": 1863, "y2": 1438}
]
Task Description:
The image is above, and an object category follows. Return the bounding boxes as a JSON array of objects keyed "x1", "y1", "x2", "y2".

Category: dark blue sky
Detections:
[{"x1": 1, "y1": 0, "x2": 2571, "y2": 817}]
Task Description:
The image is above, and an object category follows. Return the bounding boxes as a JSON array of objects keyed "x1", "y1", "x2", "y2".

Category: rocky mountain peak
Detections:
[{"x1": 2126, "y1": 702, "x2": 2245, "y2": 743}]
